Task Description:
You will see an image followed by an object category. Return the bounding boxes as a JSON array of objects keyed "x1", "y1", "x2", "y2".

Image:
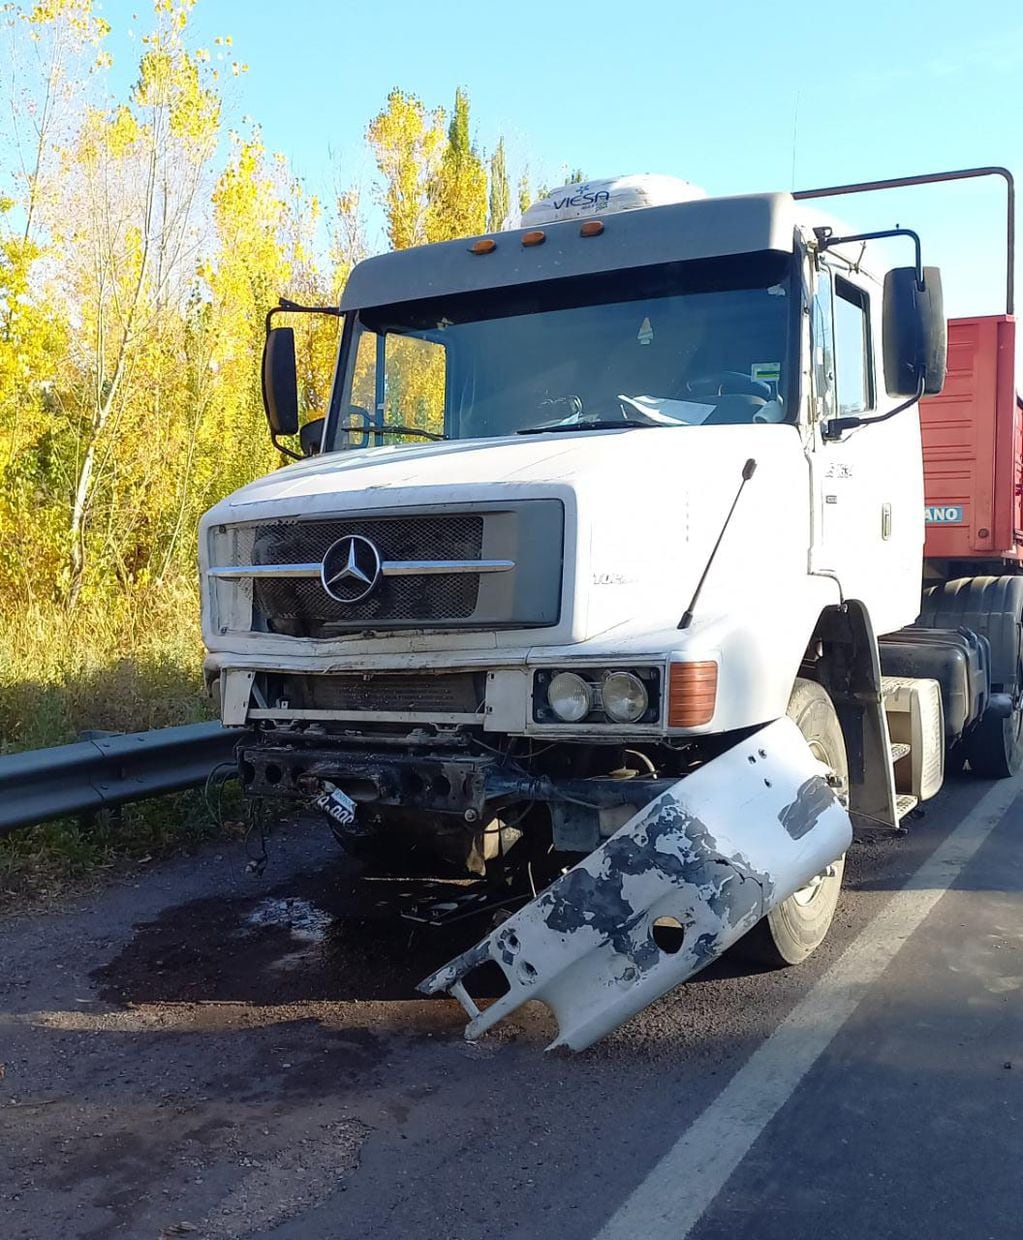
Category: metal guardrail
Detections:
[{"x1": 0, "y1": 722, "x2": 249, "y2": 836}]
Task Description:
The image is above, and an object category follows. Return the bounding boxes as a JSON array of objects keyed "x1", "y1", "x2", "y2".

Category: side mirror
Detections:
[
  {"x1": 883, "y1": 266, "x2": 947, "y2": 398},
  {"x1": 299, "y1": 417, "x2": 324, "y2": 457},
  {"x1": 261, "y1": 326, "x2": 299, "y2": 436}
]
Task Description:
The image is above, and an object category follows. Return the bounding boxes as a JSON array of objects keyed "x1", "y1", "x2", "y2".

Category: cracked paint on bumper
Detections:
[{"x1": 418, "y1": 716, "x2": 852, "y2": 1051}]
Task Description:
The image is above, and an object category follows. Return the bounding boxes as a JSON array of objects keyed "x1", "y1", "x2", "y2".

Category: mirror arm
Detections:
[
  {"x1": 271, "y1": 431, "x2": 303, "y2": 461},
  {"x1": 797, "y1": 166, "x2": 1013, "y2": 315},
  {"x1": 265, "y1": 298, "x2": 343, "y2": 332},
  {"x1": 814, "y1": 226, "x2": 923, "y2": 284},
  {"x1": 822, "y1": 377, "x2": 925, "y2": 440}
]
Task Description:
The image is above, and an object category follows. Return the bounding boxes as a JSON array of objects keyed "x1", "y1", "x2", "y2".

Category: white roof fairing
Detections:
[{"x1": 518, "y1": 173, "x2": 708, "y2": 229}]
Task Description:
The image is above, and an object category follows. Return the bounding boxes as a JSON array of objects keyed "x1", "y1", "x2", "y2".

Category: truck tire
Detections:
[
  {"x1": 920, "y1": 576, "x2": 1023, "y2": 780},
  {"x1": 740, "y1": 678, "x2": 848, "y2": 967},
  {"x1": 964, "y1": 699, "x2": 1023, "y2": 778}
]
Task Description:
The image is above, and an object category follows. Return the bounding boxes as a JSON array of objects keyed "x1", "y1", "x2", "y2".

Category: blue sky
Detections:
[{"x1": 100, "y1": 0, "x2": 1021, "y2": 319}]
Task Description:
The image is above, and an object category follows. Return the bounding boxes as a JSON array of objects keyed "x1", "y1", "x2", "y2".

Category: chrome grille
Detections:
[
  {"x1": 253, "y1": 514, "x2": 483, "y2": 564},
  {"x1": 250, "y1": 515, "x2": 483, "y2": 631},
  {"x1": 209, "y1": 499, "x2": 565, "y2": 636}
]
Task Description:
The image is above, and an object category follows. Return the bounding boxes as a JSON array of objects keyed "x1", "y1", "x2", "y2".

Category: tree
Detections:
[
  {"x1": 1, "y1": 0, "x2": 111, "y2": 248},
  {"x1": 177, "y1": 132, "x2": 290, "y2": 571},
  {"x1": 518, "y1": 170, "x2": 531, "y2": 213},
  {"x1": 330, "y1": 182, "x2": 367, "y2": 294},
  {"x1": 426, "y1": 86, "x2": 486, "y2": 242},
  {"x1": 0, "y1": 199, "x2": 68, "y2": 602},
  {"x1": 0, "y1": 1, "x2": 107, "y2": 602},
  {"x1": 45, "y1": 0, "x2": 221, "y2": 600},
  {"x1": 367, "y1": 88, "x2": 444, "y2": 251},
  {"x1": 488, "y1": 136, "x2": 510, "y2": 232}
]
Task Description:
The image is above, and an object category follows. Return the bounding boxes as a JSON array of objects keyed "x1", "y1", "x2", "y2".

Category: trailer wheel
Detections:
[{"x1": 740, "y1": 678, "x2": 848, "y2": 967}]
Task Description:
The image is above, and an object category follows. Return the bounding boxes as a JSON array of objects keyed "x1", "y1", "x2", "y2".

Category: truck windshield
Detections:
[{"x1": 329, "y1": 251, "x2": 794, "y2": 448}]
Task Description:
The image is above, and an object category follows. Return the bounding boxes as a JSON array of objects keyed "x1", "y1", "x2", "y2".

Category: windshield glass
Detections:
[{"x1": 329, "y1": 252, "x2": 794, "y2": 448}]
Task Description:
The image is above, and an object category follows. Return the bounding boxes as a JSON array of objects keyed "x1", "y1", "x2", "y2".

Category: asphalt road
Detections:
[{"x1": 1, "y1": 769, "x2": 1020, "y2": 1240}]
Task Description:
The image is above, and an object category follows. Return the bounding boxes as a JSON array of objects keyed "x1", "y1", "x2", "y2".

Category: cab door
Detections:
[{"x1": 808, "y1": 263, "x2": 923, "y2": 636}]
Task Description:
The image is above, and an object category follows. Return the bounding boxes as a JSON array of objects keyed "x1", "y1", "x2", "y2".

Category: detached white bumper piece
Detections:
[{"x1": 419, "y1": 717, "x2": 852, "y2": 1051}]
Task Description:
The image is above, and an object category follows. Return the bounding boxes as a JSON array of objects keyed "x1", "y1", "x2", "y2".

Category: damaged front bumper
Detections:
[
  {"x1": 418, "y1": 716, "x2": 852, "y2": 1051},
  {"x1": 238, "y1": 730, "x2": 680, "y2": 822}
]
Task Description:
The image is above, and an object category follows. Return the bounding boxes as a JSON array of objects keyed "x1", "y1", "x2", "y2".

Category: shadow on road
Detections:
[
  {"x1": 92, "y1": 860, "x2": 513, "y2": 1008},
  {"x1": 93, "y1": 770, "x2": 1001, "y2": 1019}
]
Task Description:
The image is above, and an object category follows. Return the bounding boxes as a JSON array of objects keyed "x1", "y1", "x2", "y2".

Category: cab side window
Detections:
[
  {"x1": 350, "y1": 328, "x2": 378, "y2": 416},
  {"x1": 834, "y1": 278, "x2": 873, "y2": 414},
  {"x1": 343, "y1": 327, "x2": 447, "y2": 444},
  {"x1": 812, "y1": 272, "x2": 836, "y2": 422}
]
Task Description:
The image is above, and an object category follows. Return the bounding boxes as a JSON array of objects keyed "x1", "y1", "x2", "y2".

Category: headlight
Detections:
[
  {"x1": 601, "y1": 671, "x2": 649, "y2": 723},
  {"x1": 547, "y1": 671, "x2": 591, "y2": 722}
]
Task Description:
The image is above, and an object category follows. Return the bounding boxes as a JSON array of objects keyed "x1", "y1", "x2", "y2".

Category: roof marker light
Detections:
[
  {"x1": 470, "y1": 238, "x2": 497, "y2": 254},
  {"x1": 522, "y1": 229, "x2": 546, "y2": 247},
  {"x1": 580, "y1": 220, "x2": 604, "y2": 237}
]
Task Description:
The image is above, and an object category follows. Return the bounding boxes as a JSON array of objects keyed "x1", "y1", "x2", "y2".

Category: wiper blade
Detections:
[
  {"x1": 516, "y1": 419, "x2": 655, "y2": 436},
  {"x1": 341, "y1": 421, "x2": 447, "y2": 441}
]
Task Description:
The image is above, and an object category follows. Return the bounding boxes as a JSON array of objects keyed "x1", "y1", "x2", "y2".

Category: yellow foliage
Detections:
[
  {"x1": 28, "y1": 0, "x2": 108, "y2": 42},
  {"x1": 0, "y1": 1, "x2": 517, "y2": 752},
  {"x1": 367, "y1": 89, "x2": 445, "y2": 251},
  {"x1": 0, "y1": 581, "x2": 206, "y2": 751},
  {"x1": 426, "y1": 87, "x2": 488, "y2": 242},
  {"x1": 133, "y1": 3, "x2": 218, "y2": 144},
  {"x1": 107, "y1": 103, "x2": 143, "y2": 156}
]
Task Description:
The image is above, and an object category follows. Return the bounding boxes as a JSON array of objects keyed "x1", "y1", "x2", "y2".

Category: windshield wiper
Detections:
[
  {"x1": 341, "y1": 421, "x2": 447, "y2": 441},
  {"x1": 516, "y1": 418, "x2": 656, "y2": 436}
]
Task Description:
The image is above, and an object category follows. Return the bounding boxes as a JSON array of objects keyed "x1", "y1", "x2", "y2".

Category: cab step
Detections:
[
  {"x1": 880, "y1": 675, "x2": 944, "y2": 825},
  {"x1": 895, "y1": 793, "x2": 919, "y2": 821}
]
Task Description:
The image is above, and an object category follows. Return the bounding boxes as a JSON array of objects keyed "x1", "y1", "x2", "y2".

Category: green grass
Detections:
[
  {"x1": 0, "y1": 578, "x2": 252, "y2": 904},
  {"x1": 0, "y1": 790, "x2": 252, "y2": 904},
  {"x1": 0, "y1": 579, "x2": 210, "y2": 752}
]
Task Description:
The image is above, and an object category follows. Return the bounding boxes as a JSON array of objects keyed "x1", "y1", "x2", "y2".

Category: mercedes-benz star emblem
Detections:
[{"x1": 320, "y1": 534, "x2": 382, "y2": 603}]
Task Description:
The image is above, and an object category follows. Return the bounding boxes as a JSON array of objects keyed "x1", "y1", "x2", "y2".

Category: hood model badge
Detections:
[{"x1": 321, "y1": 534, "x2": 382, "y2": 603}]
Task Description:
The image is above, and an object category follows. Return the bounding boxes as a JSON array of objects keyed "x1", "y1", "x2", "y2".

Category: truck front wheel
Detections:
[{"x1": 741, "y1": 678, "x2": 848, "y2": 967}]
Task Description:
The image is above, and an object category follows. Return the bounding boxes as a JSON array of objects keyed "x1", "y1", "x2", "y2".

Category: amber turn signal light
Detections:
[
  {"x1": 668, "y1": 661, "x2": 718, "y2": 727},
  {"x1": 469, "y1": 238, "x2": 497, "y2": 254}
]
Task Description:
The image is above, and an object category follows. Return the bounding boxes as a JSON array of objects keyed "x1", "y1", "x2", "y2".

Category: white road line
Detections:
[{"x1": 596, "y1": 772, "x2": 1023, "y2": 1240}]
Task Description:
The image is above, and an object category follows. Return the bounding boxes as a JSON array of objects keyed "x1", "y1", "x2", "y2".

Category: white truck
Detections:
[{"x1": 200, "y1": 168, "x2": 1021, "y2": 1050}]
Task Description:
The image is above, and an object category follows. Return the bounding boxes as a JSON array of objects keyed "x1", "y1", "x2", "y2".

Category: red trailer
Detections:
[
  {"x1": 911, "y1": 308, "x2": 1023, "y2": 777},
  {"x1": 921, "y1": 314, "x2": 1022, "y2": 563}
]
